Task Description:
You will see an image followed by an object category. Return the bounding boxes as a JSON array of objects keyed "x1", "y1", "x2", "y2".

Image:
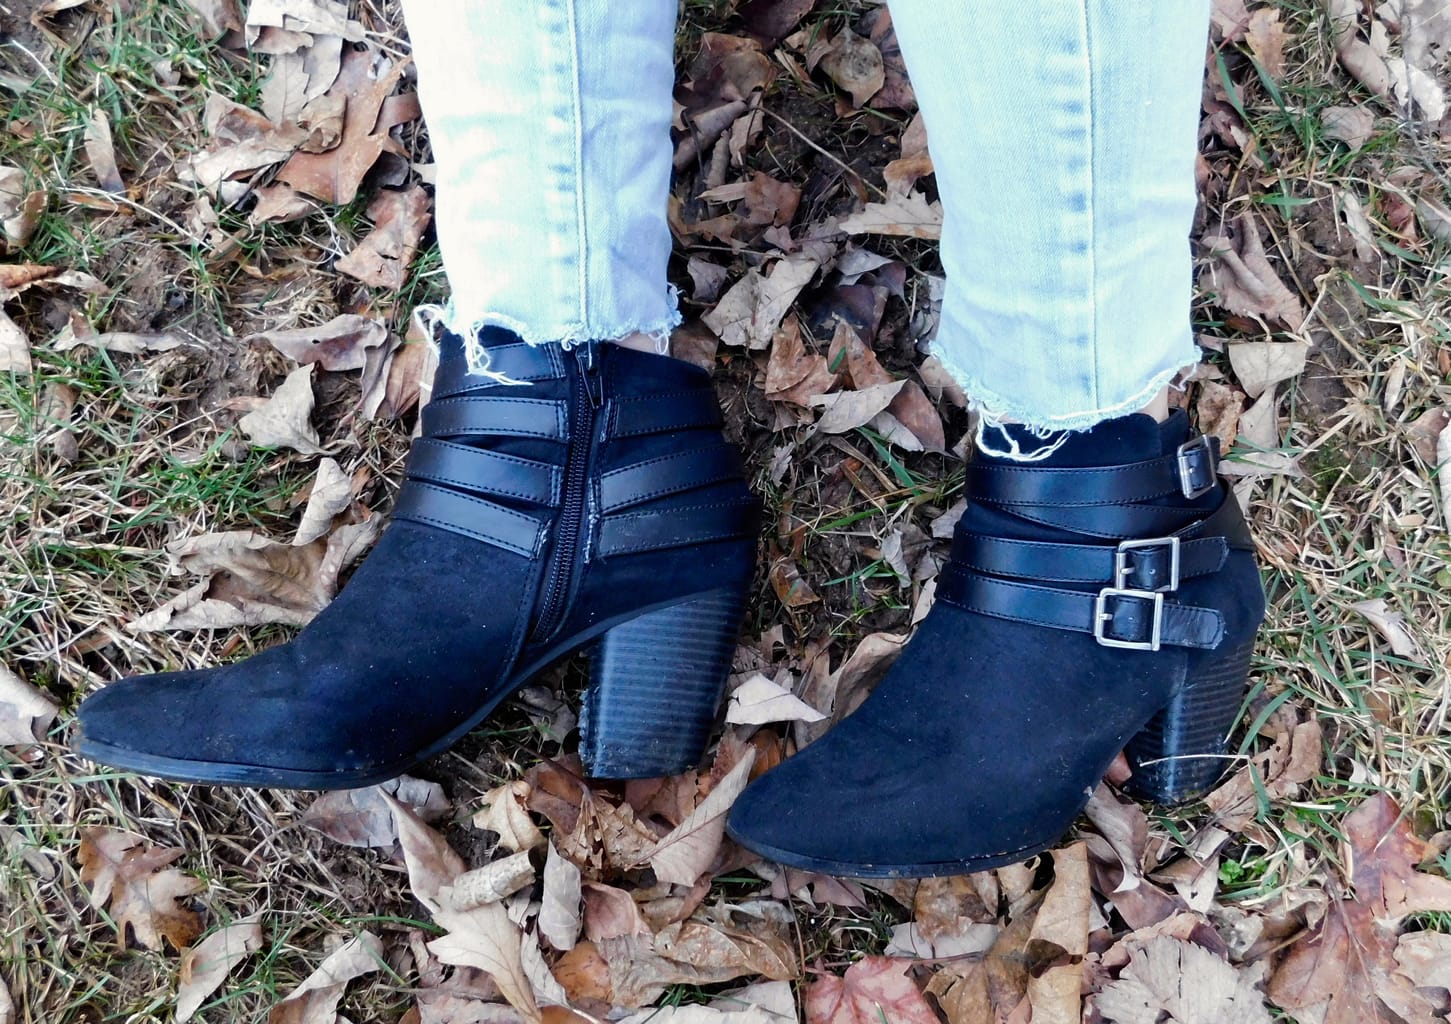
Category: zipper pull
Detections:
[{"x1": 576, "y1": 338, "x2": 604, "y2": 408}]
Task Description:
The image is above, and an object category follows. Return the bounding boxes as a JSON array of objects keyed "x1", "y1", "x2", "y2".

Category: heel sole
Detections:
[
  {"x1": 1123, "y1": 637, "x2": 1254, "y2": 804},
  {"x1": 579, "y1": 588, "x2": 745, "y2": 779}
]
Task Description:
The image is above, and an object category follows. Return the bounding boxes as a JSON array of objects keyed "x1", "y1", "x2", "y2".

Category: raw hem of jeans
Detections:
[
  {"x1": 416, "y1": 296, "x2": 683, "y2": 379},
  {"x1": 930, "y1": 344, "x2": 1198, "y2": 458}
]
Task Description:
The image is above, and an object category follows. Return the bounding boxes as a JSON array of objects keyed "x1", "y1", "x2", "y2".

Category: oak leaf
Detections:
[
  {"x1": 1268, "y1": 792, "x2": 1451, "y2": 1024},
  {"x1": 1198, "y1": 213, "x2": 1306, "y2": 329},
  {"x1": 805, "y1": 957, "x2": 938, "y2": 1024},
  {"x1": 238, "y1": 364, "x2": 326, "y2": 453},
  {"x1": 336, "y1": 185, "x2": 433, "y2": 290},
  {"x1": 474, "y1": 780, "x2": 547, "y2": 854},
  {"x1": 76, "y1": 828, "x2": 203, "y2": 951},
  {"x1": 1092, "y1": 936, "x2": 1272, "y2": 1024},
  {"x1": 839, "y1": 191, "x2": 942, "y2": 240}
]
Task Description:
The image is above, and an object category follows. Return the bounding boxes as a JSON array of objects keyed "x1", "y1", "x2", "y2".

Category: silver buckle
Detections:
[
  {"x1": 1094, "y1": 587, "x2": 1164, "y2": 651},
  {"x1": 1115, "y1": 536, "x2": 1181, "y2": 592},
  {"x1": 1177, "y1": 436, "x2": 1216, "y2": 500}
]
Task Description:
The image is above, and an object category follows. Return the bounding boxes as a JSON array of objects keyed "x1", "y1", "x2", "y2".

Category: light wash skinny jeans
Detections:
[{"x1": 399, "y1": 0, "x2": 1209, "y2": 436}]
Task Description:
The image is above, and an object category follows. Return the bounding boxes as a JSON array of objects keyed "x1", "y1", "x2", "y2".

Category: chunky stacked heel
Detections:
[
  {"x1": 1123, "y1": 636, "x2": 1255, "y2": 804},
  {"x1": 579, "y1": 587, "x2": 747, "y2": 778}
]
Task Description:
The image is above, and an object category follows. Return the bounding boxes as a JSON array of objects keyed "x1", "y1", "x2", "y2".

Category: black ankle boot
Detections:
[
  {"x1": 75, "y1": 329, "x2": 760, "y2": 788},
  {"x1": 726, "y1": 411, "x2": 1265, "y2": 877}
]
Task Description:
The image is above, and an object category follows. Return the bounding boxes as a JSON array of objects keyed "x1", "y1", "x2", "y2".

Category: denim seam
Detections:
[{"x1": 1081, "y1": 0, "x2": 1100, "y2": 411}]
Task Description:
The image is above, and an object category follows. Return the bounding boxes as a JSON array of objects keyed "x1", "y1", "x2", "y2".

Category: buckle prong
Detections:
[
  {"x1": 1115, "y1": 536, "x2": 1181, "y2": 592},
  {"x1": 1093, "y1": 587, "x2": 1164, "y2": 651}
]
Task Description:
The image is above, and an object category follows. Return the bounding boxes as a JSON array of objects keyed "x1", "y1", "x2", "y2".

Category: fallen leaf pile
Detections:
[{"x1": 6, "y1": 0, "x2": 1451, "y2": 1022}]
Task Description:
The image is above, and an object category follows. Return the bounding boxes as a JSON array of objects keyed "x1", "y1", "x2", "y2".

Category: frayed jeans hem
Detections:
[
  {"x1": 931, "y1": 346, "x2": 1198, "y2": 461},
  {"x1": 415, "y1": 296, "x2": 683, "y2": 380}
]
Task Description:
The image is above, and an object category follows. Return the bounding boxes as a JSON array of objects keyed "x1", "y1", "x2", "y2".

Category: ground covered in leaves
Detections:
[{"x1": 3, "y1": 1, "x2": 1451, "y2": 1022}]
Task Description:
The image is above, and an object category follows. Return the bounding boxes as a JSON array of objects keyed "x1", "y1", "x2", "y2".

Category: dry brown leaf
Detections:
[
  {"x1": 1211, "y1": 0, "x2": 1252, "y2": 41},
  {"x1": 703, "y1": 257, "x2": 819, "y2": 350},
  {"x1": 1246, "y1": 8, "x2": 1288, "y2": 80},
  {"x1": 277, "y1": 47, "x2": 410, "y2": 205},
  {"x1": 839, "y1": 190, "x2": 942, "y2": 240},
  {"x1": 812, "y1": 380, "x2": 905, "y2": 434},
  {"x1": 179, "y1": 0, "x2": 241, "y2": 36},
  {"x1": 1269, "y1": 793, "x2": 1451, "y2": 1024},
  {"x1": 0, "y1": 975, "x2": 11, "y2": 1024},
  {"x1": 643, "y1": 900, "x2": 798, "y2": 989},
  {"x1": 293, "y1": 457, "x2": 354, "y2": 546},
  {"x1": 448, "y1": 853, "x2": 536, "y2": 910},
  {"x1": 805, "y1": 957, "x2": 938, "y2": 1024},
  {"x1": 818, "y1": 30, "x2": 884, "y2": 108},
  {"x1": 1025, "y1": 845, "x2": 1091, "y2": 1024},
  {"x1": 76, "y1": 828, "x2": 203, "y2": 951},
  {"x1": 377, "y1": 333, "x2": 437, "y2": 421},
  {"x1": 83, "y1": 107, "x2": 124, "y2": 194},
  {"x1": 764, "y1": 316, "x2": 835, "y2": 408},
  {"x1": 883, "y1": 380, "x2": 945, "y2": 452},
  {"x1": 1092, "y1": 936, "x2": 1272, "y2": 1023},
  {"x1": 388, "y1": 796, "x2": 542, "y2": 1024},
  {"x1": 52, "y1": 330, "x2": 185, "y2": 355},
  {"x1": 539, "y1": 842, "x2": 582, "y2": 952},
  {"x1": 128, "y1": 529, "x2": 341, "y2": 632},
  {"x1": 644, "y1": 748, "x2": 757, "y2": 886},
  {"x1": 725, "y1": 674, "x2": 825, "y2": 726},
  {"x1": 0, "y1": 165, "x2": 45, "y2": 252},
  {"x1": 176, "y1": 916, "x2": 263, "y2": 1022},
  {"x1": 0, "y1": 663, "x2": 57, "y2": 751},
  {"x1": 473, "y1": 780, "x2": 547, "y2": 854},
  {"x1": 239, "y1": 364, "x2": 326, "y2": 453},
  {"x1": 582, "y1": 882, "x2": 651, "y2": 943},
  {"x1": 768, "y1": 558, "x2": 820, "y2": 609},
  {"x1": 1226, "y1": 341, "x2": 1309, "y2": 399},
  {"x1": 1196, "y1": 379, "x2": 1244, "y2": 454},
  {"x1": 1205, "y1": 719, "x2": 1322, "y2": 832},
  {"x1": 250, "y1": 314, "x2": 388, "y2": 372},
  {"x1": 740, "y1": 0, "x2": 815, "y2": 41},
  {"x1": 1321, "y1": 104, "x2": 1376, "y2": 151},
  {"x1": 0, "y1": 310, "x2": 29, "y2": 375},
  {"x1": 1198, "y1": 213, "x2": 1306, "y2": 329},
  {"x1": 738, "y1": 172, "x2": 802, "y2": 229},
  {"x1": 269, "y1": 931, "x2": 383, "y2": 1024},
  {"x1": 301, "y1": 774, "x2": 449, "y2": 849},
  {"x1": 336, "y1": 185, "x2": 433, "y2": 290},
  {"x1": 1351, "y1": 598, "x2": 1421, "y2": 659},
  {"x1": 1393, "y1": 931, "x2": 1451, "y2": 993}
]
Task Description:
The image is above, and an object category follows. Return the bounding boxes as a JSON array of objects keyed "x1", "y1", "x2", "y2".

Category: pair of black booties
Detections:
[{"x1": 76, "y1": 330, "x2": 1264, "y2": 877}]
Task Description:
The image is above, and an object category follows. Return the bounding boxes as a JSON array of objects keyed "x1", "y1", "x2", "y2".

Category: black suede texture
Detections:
[
  {"x1": 727, "y1": 412, "x2": 1266, "y2": 874},
  {"x1": 76, "y1": 332, "x2": 759, "y2": 786}
]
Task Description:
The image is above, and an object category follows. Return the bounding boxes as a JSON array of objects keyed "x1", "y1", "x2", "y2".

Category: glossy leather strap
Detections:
[
  {"x1": 607, "y1": 389, "x2": 724, "y2": 439},
  {"x1": 968, "y1": 438, "x2": 1219, "y2": 507},
  {"x1": 937, "y1": 566, "x2": 1224, "y2": 650},
  {"x1": 951, "y1": 532, "x2": 1227, "y2": 588},
  {"x1": 422, "y1": 396, "x2": 568, "y2": 440},
  {"x1": 393, "y1": 481, "x2": 548, "y2": 557},
  {"x1": 597, "y1": 444, "x2": 743, "y2": 513},
  {"x1": 597, "y1": 497, "x2": 758, "y2": 557},
  {"x1": 406, "y1": 438, "x2": 561, "y2": 507},
  {"x1": 433, "y1": 341, "x2": 567, "y2": 400}
]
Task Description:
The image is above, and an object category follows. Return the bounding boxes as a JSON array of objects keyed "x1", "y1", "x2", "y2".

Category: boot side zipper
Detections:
[{"x1": 532, "y1": 340, "x2": 601, "y2": 640}]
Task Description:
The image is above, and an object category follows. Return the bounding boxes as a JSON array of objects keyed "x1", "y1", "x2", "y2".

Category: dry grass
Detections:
[{"x1": 3, "y1": 0, "x2": 1451, "y2": 1021}]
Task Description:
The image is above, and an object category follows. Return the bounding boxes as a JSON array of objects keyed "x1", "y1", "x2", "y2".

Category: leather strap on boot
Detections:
[{"x1": 938, "y1": 437, "x2": 1252, "y2": 652}]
